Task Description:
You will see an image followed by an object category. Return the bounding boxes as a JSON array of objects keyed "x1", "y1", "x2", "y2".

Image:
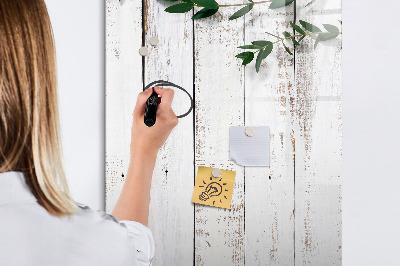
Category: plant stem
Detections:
[
  {"x1": 178, "y1": 0, "x2": 272, "y2": 8},
  {"x1": 218, "y1": 1, "x2": 272, "y2": 7},
  {"x1": 253, "y1": 31, "x2": 342, "y2": 54}
]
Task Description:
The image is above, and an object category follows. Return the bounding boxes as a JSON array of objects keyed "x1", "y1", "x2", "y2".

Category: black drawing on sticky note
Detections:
[
  {"x1": 196, "y1": 172, "x2": 231, "y2": 206},
  {"x1": 199, "y1": 182, "x2": 222, "y2": 201}
]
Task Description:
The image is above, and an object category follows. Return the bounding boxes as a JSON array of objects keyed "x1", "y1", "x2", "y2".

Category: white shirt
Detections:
[{"x1": 0, "y1": 171, "x2": 155, "y2": 266}]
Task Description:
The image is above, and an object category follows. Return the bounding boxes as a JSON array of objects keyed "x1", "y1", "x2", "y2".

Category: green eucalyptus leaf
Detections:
[
  {"x1": 263, "y1": 42, "x2": 274, "y2": 57},
  {"x1": 282, "y1": 31, "x2": 299, "y2": 47},
  {"x1": 305, "y1": 0, "x2": 317, "y2": 7},
  {"x1": 298, "y1": 35, "x2": 306, "y2": 43},
  {"x1": 282, "y1": 31, "x2": 291, "y2": 38},
  {"x1": 242, "y1": 52, "x2": 254, "y2": 65},
  {"x1": 252, "y1": 40, "x2": 271, "y2": 47},
  {"x1": 323, "y1": 24, "x2": 340, "y2": 34},
  {"x1": 182, "y1": 0, "x2": 194, "y2": 2},
  {"x1": 236, "y1": 51, "x2": 253, "y2": 59},
  {"x1": 299, "y1": 20, "x2": 321, "y2": 33},
  {"x1": 238, "y1": 45, "x2": 262, "y2": 49},
  {"x1": 193, "y1": 0, "x2": 219, "y2": 9},
  {"x1": 282, "y1": 42, "x2": 293, "y2": 55},
  {"x1": 290, "y1": 22, "x2": 306, "y2": 35},
  {"x1": 165, "y1": 3, "x2": 194, "y2": 13},
  {"x1": 269, "y1": 0, "x2": 295, "y2": 9},
  {"x1": 229, "y1": 3, "x2": 254, "y2": 20},
  {"x1": 314, "y1": 33, "x2": 339, "y2": 48},
  {"x1": 255, "y1": 43, "x2": 273, "y2": 72},
  {"x1": 255, "y1": 50, "x2": 264, "y2": 72},
  {"x1": 192, "y1": 7, "x2": 219, "y2": 19}
]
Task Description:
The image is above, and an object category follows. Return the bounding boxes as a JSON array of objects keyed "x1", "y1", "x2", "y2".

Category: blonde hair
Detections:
[{"x1": 0, "y1": 0, "x2": 77, "y2": 216}]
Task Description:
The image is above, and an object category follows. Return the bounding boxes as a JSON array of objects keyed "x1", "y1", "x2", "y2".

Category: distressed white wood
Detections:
[
  {"x1": 105, "y1": 0, "x2": 143, "y2": 211},
  {"x1": 143, "y1": 0, "x2": 194, "y2": 264},
  {"x1": 294, "y1": 0, "x2": 342, "y2": 264},
  {"x1": 105, "y1": 0, "x2": 342, "y2": 264},
  {"x1": 194, "y1": 1, "x2": 245, "y2": 265},
  {"x1": 244, "y1": 4, "x2": 295, "y2": 265}
]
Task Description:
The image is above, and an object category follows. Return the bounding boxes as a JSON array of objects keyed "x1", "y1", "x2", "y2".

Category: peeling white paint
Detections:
[{"x1": 106, "y1": 0, "x2": 342, "y2": 264}]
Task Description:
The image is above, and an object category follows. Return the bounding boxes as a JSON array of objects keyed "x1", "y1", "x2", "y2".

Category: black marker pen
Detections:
[{"x1": 144, "y1": 88, "x2": 158, "y2": 127}]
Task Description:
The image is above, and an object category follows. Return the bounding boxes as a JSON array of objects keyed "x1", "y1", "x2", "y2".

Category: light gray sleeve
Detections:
[
  {"x1": 119, "y1": 220, "x2": 155, "y2": 265},
  {"x1": 78, "y1": 203, "x2": 155, "y2": 265}
]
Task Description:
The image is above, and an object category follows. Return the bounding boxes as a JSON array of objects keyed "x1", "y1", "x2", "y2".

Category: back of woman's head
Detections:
[{"x1": 0, "y1": 0, "x2": 77, "y2": 216}]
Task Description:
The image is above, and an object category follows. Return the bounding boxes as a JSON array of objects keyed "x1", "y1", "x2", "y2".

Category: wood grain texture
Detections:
[
  {"x1": 143, "y1": 0, "x2": 194, "y2": 264},
  {"x1": 105, "y1": 0, "x2": 342, "y2": 264},
  {"x1": 244, "y1": 4, "x2": 295, "y2": 265},
  {"x1": 294, "y1": 0, "x2": 342, "y2": 264},
  {"x1": 194, "y1": 1, "x2": 245, "y2": 265},
  {"x1": 105, "y1": 0, "x2": 143, "y2": 211}
]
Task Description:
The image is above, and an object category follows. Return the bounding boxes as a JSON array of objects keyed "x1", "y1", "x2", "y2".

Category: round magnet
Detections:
[
  {"x1": 245, "y1": 127, "x2": 255, "y2": 137},
  {"x1": 149, "y1": 36, "x2": 159, "y2": 46},
  {"x1": 139, "y1": 47, "x2": 148, "y2": 56},
  {"x1": 211, "y1": 168, "x2": 222, "y2": 178}
]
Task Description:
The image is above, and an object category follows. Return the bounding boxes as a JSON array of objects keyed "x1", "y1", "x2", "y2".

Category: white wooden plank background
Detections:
[
  {"x1": 194, "y1": 1, "x2": 245, "y2": 265},
  {"x1": 144, "y1": 0, "x2": 194, "y2": 265},
  {"x1": 105, "y1": 0, "x2": 142, "y2": 210},
  {"x1": 294, "y1": 0, "x2": 342, "y2": 265},
  {"x1": 106, "y1": 0, "x2": 342, "y2": 265},
  {"x1": 244, "y1": 3, "x2": 295, "y2": 265}
]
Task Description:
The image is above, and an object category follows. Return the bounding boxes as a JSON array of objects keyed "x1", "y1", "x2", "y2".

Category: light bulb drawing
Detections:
[
  {"x1": 192, "y1": 167, "x2": 236, "y2": 209},
  {"x1": 197, "y1": 175, "x2": 229, "y2": 206},
  {"x1": 199, "y1": 182, "x2": 222, "y2": 201}
]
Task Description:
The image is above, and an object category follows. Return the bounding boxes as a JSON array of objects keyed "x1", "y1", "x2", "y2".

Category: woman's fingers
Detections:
[
  {"x1": 133, "y1": 88, "x2": 153, "y2": 117},
  {"x1": 153, "y1": 87, "x2": 178, "y2": 126},
  {"x1": 154, "y1": 87, "x2": 174, "y2": 106},
  {"x1": 133, "y1": 87, "x2": 178, "y2": 127}
]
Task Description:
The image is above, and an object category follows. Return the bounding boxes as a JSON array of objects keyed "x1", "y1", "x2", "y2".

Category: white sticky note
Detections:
[{"x1": 229, "y1": 126, "x2": 270, "y2": 167}]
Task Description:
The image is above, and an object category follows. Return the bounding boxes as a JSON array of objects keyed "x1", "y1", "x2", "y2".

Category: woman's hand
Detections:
[
  {"x1": 112, "y1": 87, "x2": 178, "y2": 225},
  {"x1": 130, "y1": 87, "x2": 179, "y2": 160}
]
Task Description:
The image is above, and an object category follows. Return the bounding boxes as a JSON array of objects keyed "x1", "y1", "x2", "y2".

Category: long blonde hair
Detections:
[{"x1": 0, "y1": 0, "x2": 77, "y2": 216}]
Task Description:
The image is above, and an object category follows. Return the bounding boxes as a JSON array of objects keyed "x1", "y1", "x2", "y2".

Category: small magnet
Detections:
[
  {"x1": 149, "y1": 36, "x2": 159, "y2": 46},
  {"x1": 245, "y1": 127, "x2": 255, "y2": 137},
  {"x1": 139, "y1": 47, "x2": 148, "y2": 56},
  {"x1": 211, "y1": 168, "x2": 222, "y2": 178}
]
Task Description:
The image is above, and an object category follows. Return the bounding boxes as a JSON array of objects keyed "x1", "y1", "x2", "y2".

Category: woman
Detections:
[{"x1": 0, "y1": 0, "x2": 178, "y2": 265}]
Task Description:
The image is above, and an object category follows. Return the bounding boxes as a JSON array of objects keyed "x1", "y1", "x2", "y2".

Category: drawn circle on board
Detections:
[
  {"x1": 143, "y1": 80, "x2": 193, "y2": 119},
  {"x1": 211, "y1": 168, "x2": 222, "y2": 178}
]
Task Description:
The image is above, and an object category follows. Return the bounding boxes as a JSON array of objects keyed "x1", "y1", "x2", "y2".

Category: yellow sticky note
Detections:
[{"x1": 192, "y1": 166, "x2": 236, "y2": 209}]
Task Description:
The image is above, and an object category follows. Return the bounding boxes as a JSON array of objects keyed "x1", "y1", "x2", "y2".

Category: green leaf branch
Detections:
[
  {"x1": 164, "y1": 0, "x2": 295, "y2": 20},
  {"x1": 236, "y1": 20, "x2": 342, "y2": 72},
  {"x1": 163, "y1": 0, "x2": 341, "y2": 74}
]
